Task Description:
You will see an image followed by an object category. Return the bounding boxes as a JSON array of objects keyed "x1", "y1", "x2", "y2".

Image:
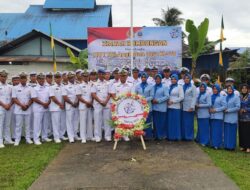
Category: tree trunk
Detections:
[{"x1": 191, "y1": 58, "x2": 197, "y2": 78}]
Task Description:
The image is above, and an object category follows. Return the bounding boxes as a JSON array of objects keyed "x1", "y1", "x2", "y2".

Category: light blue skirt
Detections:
[
  {"x1": 210, "y1": 119, "x2": 223, "y2": 148},
  {"x1": 153, "y1": 111, "x2": 167, "y2": 139},
  {"x1": 196, "y1": 118, "x2": 210, "y2": 146},
  {"x1": 167, "y1": 108, "x2": 181, "y2": 141},
  {"x1": 224, "y1": 122, "x2": 237, "y2": 150},
  {"x1": 181, "y1": 111, "x2": 194, "y2": 141}
]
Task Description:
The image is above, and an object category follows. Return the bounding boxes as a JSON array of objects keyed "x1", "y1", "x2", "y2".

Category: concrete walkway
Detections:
[{"x1": 29, "y1": 140, "x2": 239, "y2": 190}]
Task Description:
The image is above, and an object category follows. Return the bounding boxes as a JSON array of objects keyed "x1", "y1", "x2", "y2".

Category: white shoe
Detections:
[
  {"x1": 34, "y1": 141, "x2": 42, "y2": 145},
  {"x1": 91, "y1": 137, "x2": 96, "y2": 142},
  {"x1": 74, "y1": 136, "x2": 81, "y2": 141},
  {"x1": 81, "y1": 139, "x2": 86, "y2": 144},
  {"x1": 61, "y1": 136, "x2": 68, "y2": 141},
  {"x1": 105, "y1": 137, "x2": 112, "y2": 142},
  {"x1": 55, "y1": 139, "x2": 61, "y2": 144},
  {"x1": 5, "y1": 140, "x2": 14, "y2": 145},
  {"x1": 14, "y1": 141, "x2": 19, "y2": 146},
  {"x1": 42, "y1": 138, "x2": 52, "y2": 142},
  {"x1": 0, "y1": 144, "x2": 5, "y2": 148},
  {"x1": 95, "y1": 138, "x2": 101, "y2": 143},
  {"x1": 123, "y1": 136, "x2": 130, "y2": 142},
  {"x1": 26, "y1": 139, "x2": 33, "y2": 144}
]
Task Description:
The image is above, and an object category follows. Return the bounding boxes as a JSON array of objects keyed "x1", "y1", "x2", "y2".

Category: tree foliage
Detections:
[
  {"x1": 66, "y1": 48, "x2": 88, "y2": 69},
  {"x1": 153, "y1": 7, "x2": 185, "y2": 26},
  {"x1": 185, "y1": 18, "x2": 209, "y2": 77}
]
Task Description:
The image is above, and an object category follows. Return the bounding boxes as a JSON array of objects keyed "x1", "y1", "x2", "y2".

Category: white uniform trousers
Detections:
[
  {"x1": 75, "y1": 109, "x2": 80, "y2": 136},
  {"x1": 46, "y1": 112, "x2": 52, "y2": 137},
  {"x1": 79, "y1": 108, "x2": 93, "y2": 141},
  {"x1": 60, "y1": 111, "x2": 67, "y2": 138},
  {"x1": 15, "y1": 114, "x2": 31, "y2": 142},
  {"x1": 10, "y1": 107, "x2": 16, "y2": 139},
  {"x1": 33, "y1": 112, "x2": 49, "y2": 143},
  {"x1": 93, "y1": 107, "x2": 111, "y2": 140},
  {"x1": 51, "y1": 111, "x2": 61, "y2": 141},
  {"x1": 30, "y1": 112, "x2": 34, "y2": 139},
  {"x1": 0, "y1": 110, "x2": 13, "y2": 144},
  {"x1": 66, "y1": 109, "x2": 78, "y2": 142}
]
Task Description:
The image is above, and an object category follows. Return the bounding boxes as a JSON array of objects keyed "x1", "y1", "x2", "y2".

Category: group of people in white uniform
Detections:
[{"x1": 0, "y1": 66, "x2": 244, "y2": 151}]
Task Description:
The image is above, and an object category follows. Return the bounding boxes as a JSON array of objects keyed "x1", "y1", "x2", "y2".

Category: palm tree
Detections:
[{"x1": 153, "y1": 7, "x2": 185, "y2": 26}]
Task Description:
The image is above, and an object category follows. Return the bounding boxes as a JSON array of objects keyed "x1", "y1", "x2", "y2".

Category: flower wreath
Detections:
[{"x1": 110, "y1": 92, "x2": 150, "y2": 140}]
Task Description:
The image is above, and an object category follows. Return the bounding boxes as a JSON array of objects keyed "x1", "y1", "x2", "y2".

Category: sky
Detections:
[{"x1": 0, "y1": 0, "x2": 249, "y2": 48}]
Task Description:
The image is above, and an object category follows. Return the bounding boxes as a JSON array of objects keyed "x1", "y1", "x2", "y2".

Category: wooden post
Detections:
[
  {"x1": 113, "y1": 140, "x2": 118, "y2": 150},
  {"x1": 140, "y1": 135, "x2": 146, "y2": 150}
]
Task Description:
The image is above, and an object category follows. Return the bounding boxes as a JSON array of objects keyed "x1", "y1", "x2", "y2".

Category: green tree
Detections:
[
  {"x1": 153, "y1": 7, "x2": 185, "y2": 26},
  {"x1": 66, "y1": 48, "x2": 88, "y2": 69},
  {"x1": 185, "y1": 18, "x2": 209, "y2": 77},
  {"x1": 228, "y1": 50, "x2": 250, "y2": 86}
]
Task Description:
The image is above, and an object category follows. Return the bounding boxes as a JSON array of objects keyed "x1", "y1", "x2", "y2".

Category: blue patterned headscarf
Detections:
[
  {"x1": 169, "y1": 74, "x2": 179, "y2": 94},
  {"x1": 154, "y1": 74, "x2": 162, "y2": 94},
  {"x1": 183, "y1": 74, "x2": 192, "y2": 93},
  {"x1": 140, "y1": 72, "x2": 149, "y2": 93},
  {"x1": 226, "y1": 85, "x2": 235, "y2": 102},
  {"x1": 198, "y1": 82, "x2": 207, "y2": 101},
  {"x1": 211, "y1": 84, "x2": 221, "y2": 105}
]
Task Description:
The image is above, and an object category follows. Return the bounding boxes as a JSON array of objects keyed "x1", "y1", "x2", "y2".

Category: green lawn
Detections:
[
  {"x1": 194, "y1": 119, "x2": 250, "y2": 190},
  {"x1": 0, "y1": 126, "x2": 249, "y2": 190},
  {"x1": 202, "y1": 146, "x2": 250, "y2": 190},
  {"x1": 0, "y1": 141, "x2": 64, "y2": 190}
]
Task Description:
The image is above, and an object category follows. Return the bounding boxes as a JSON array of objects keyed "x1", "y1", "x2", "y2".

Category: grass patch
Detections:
[
  {"x1": 0, "y1": 141, "x2": 64, "y2": 190},
  {"x1": 202, "y1": 147, "x2": 250, "y2": 190},
  {"x1": 194, "y1": 119, "x2": 250, "y2": 190}
]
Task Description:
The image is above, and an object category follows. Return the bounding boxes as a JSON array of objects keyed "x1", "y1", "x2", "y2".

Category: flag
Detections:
[
  {"x1": 219, "y1": 16, "x2": 224, "y2": 66},
  {"x1": 50, "y1": 23, "x2": 57, "y2": 72}
]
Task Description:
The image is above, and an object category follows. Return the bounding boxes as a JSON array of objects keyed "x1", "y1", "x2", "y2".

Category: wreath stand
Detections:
[{"x1": 113, "y1": 135, "x2": 146, "y2": 150}]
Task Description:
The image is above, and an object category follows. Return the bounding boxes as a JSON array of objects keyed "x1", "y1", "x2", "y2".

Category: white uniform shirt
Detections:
[
  {"x1": 220, "y1": 89, "x2": 240, "y2": 97},
  {"x1": 31, "y1": 84, "x2": 50, "y2": 112},
  {"x1": 12, "y1": 84, "x2": 32, "y2": 115},
  {"x1": 91, "y1": 80, "x2": 110, "y2": 108},
  {"x1": 147, "y1": 76, "x2": 155, "y2": 85},
  {"x1": 178, "y1": 79, "x2": 194, "y2": 86},
  {"x1": 62, "y1": 82, "x2": 78, "y2": 111},
  {"x1": 196, "y1": 86, "x2": 213, "y2": 96},
  {"x1": 49, "y1": 83, "x2": 64, "y2": 112},
  {"x1": 131, "y1": 78, "x2": 141, "y2": 88},
  {"x1": 76, "y1": 82, "x2": 92, "y2": 110},
  {"x1": 110, "y1": 81, "x2": 133, "y2": 97},
  {"x1": 0, "y1": 82, "x2": 12, "y2": 113},
  {"x1": 162, "y1": 78, "x2": 171, "y2": 88},
  {"x1": 27, "y1": 82, "x2": 37, "y2": 88}
]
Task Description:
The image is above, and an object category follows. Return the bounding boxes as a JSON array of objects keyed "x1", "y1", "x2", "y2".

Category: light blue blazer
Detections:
[
  {"x1": 152, "y1": 85, "x2": 169, "y2": 112},
  {"x1": 182, "y1": 85, "x2": 197, "y2": 111},
  {"x1": 135, "y1": 83, "x2": 154, "y2": 112},
  {"x1": 224, "y1": 95, "x2": 241, "y2": 124},
  {"x1": 168, "y1": 85, "x2": 184, "y2": 109},
  {"x1": 210, "y1": 95, "x2": 226, "y2": 120},
  {"x1": 196, "y1": 93, "x2": 211, "y2": 119}
]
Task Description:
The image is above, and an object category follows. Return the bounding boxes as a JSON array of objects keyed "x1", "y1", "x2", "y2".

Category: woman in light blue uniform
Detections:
[
  {"x1": 135, "y1": 72, "x2": 154, "y2": 139},
  {"x1": 196, "y1": 82, "x2": 211, "y2": 146},
  {"x1": 209, "y1": 84, "x2": 226, "y2": 149},
  {"x1": 224, "y1": 85, "x2": 241, "y2": 150},
  {"x1": 181, "y1": 74, "x2": 197, "y2": 141},
  {"x1": 167, "y1": 74, "x2": 184, "y2": 141},
  {"x1": 152, "y1": 74, "x2": 169, "y2": 140}
]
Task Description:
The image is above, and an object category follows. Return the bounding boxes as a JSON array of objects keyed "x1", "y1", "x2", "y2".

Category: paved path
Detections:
[{"x1": 29, "y1": 140, "x2": 239, "y2": 190}]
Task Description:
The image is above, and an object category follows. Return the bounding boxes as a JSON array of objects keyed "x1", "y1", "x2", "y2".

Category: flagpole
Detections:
[{"x1": 130, "y1": 0, "x2": 134, "y2": 74}]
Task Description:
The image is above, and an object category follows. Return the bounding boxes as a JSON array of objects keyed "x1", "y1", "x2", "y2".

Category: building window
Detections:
[{"x1": 0, "y1": 62, "x2": 29, "y2": 65}]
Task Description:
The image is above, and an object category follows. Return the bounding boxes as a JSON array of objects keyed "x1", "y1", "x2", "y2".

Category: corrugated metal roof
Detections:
[
  {"x1": 0, "y1": 4, "x2": 111, "y2": 42},
  {"x1": 0, "y1": 29, "x2": 81, "y2": 55},
  {"x1": 44, "y1": 0, "x2": 96, "y2": 9}
]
